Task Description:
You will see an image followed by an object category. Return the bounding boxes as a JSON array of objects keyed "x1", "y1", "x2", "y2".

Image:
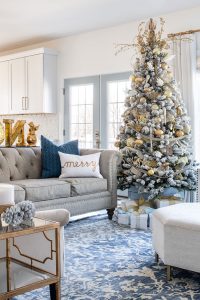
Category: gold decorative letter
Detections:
[{"x1": 3, "y1": 119, "x2": 26, "y2": 147}]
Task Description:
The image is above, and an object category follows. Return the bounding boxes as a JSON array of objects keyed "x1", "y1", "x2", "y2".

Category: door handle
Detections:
[
  {"x1": 22, "y1": 97, "x2": 25, "y2": 110},
  {"x1": 95, "y1": 130, "x2": 100, "y2": 149},
  {"x1": 25, "y1": 97, "x2": 29, "y2": 110}
]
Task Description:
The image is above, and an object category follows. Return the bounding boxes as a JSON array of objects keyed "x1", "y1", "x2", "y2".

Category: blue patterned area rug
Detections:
[{"x1": 16, "y1": 214, "x2": 200, "y2": 300}]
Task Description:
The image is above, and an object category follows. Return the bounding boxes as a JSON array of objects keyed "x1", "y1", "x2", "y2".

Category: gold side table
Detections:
[{"x1": 0, "y1": 217, "x2": 60, "y2": 300}]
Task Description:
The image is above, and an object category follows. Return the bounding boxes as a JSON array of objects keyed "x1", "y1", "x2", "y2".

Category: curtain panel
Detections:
[{"x1": 170, "y1": 34, "x2": 199, "y2": 202}]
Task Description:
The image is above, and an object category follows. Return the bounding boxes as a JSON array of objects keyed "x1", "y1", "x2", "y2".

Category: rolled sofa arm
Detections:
[{"x1": 80, "y1": 148, "x2": 121, "y2": 208}]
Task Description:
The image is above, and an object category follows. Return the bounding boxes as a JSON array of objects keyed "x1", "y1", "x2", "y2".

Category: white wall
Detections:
[{"x1": 1, "y1": 5, "x2": 200, "y2": 142}]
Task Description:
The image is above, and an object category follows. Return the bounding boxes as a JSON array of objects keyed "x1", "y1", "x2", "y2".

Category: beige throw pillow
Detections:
[{"x1": 59, "y1": 152, "x2": 103, "y2": 178}]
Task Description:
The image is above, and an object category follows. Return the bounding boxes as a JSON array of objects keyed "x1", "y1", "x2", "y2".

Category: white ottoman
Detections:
[{"x1": 152, "y1": 203, "x2": 200, "y2": 280}]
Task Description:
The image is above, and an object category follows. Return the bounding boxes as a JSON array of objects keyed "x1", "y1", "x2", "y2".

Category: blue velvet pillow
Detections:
[{"x1": 41, "y1": 135, "x2": 79, "y2": 178}]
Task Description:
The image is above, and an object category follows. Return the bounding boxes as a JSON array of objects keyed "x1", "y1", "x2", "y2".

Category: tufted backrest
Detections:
[{"x1": 0, "y1": 147, "x2": 42, "y2": 182}]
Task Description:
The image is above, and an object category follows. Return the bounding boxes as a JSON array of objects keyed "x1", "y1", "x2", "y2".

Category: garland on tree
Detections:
[{"x1": 115, "y1": 18, "x2": 196, "y2": 200}]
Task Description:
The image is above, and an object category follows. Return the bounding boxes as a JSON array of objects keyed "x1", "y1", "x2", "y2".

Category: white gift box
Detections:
[
  {"x1": 130, "y1": 213, "x2": 148, "y2": 230},
  {"x1": 148, "y1": 214, "x2": 152, "y2": 230},
  {"x1": 155, "y1": 199, "x2": 182, "y2": 208},
  {"x1": 118, "y1": 213, "x2": 130, "y2": 225}
]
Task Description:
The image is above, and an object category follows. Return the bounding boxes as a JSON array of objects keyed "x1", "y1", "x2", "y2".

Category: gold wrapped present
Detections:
[{"x1": 154, "y1": 196, "x2": 182, "y2": 208}]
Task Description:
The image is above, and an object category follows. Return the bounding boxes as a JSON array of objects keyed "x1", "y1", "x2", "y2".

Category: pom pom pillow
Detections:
[
  {"x1": 59, "y1": 152, "x2": 103, "y2": 178},
  {"x1": 41, "y1": 135, "x2": 79, "y2": 178}
]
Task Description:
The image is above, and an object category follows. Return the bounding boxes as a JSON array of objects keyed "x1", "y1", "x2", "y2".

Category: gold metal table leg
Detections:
[
  {"x1": 6, "y1": 238, "x2": 11, "y2": 293},
  {"x1": 167, "y1": 265, "x2": 172, "y2": 281}
]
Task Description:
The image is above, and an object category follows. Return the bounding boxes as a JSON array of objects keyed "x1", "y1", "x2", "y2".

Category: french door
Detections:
[
  {"x1": 64, "y1": 72, "x2": 130, "y2": 149},
  {"x1": 64, "y1": 76, "x2": 100, "y2": 148}
]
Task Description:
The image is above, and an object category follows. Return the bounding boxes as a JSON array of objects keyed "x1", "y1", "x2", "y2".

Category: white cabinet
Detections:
[
  {"x1": 0, "y1": 48, "x2": 57, "y2": 115},
  {"x1": 9, "y1": 57, "x2": 26, "y2": 114},
  {"x1": 0, "y1": 61, "x2": 9, "y2": 114}
]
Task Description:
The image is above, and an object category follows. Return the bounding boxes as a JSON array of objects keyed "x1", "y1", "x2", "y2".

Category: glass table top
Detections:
[{"x1": 0, "y1": 217, "x2": 56, "y2": 235}]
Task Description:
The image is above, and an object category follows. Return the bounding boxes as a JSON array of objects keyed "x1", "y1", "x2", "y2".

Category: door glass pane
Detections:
[
  {"x1": 70, "y1": 87, "x2": 79, "y2": 105},
  {"x1": 69, "y1": 84, "x2": 94, "y2": 148},
  {"x1": 107, "y1": 79, "x2": 130, "y2": 149},
  {"x1": 86, "y1": 105, "x2": 93, "y2": 124},
  {"x1": 78, "y1": 105, "x2": 85, "y2": 124},
  {"x1": 70, "y1": 106, "x2": 78, "y2": 123}
]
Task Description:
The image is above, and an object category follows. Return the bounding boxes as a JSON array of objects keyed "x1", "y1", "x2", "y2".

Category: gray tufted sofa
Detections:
[{"x1": 0, "y1": 147, "x2": 121, "y2": 219}]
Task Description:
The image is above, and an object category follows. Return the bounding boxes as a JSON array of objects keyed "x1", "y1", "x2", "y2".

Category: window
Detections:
[
  {"x1": 64, "y1": 72, "x2": 130, "y2": 149},
  {"x1": 64, "y1": 76, "x2": 100, "y2": 148},
  {"x1": 101, "y1": 72, "x2": 130, "y2": 149}
]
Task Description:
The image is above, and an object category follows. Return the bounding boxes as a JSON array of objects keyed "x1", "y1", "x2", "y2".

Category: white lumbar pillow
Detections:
[{"x1": 59, "y1": 152, "x2": 103, "y2": 178}]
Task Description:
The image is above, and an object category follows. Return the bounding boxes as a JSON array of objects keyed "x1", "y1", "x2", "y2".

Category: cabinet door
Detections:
[
  {"x1": 26, "y1": 54, "x2": 43, "y2": 113},
  {"x1": 0, "y1": 61, "x2": 9, "y2": 114},
  {"x1": 10, "y1": 58, "x2": 26, "y2": 114}
]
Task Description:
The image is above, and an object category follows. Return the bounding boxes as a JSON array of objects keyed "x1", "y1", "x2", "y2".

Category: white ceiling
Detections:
[{"x1": 0, "y1": 0, "x2": 200, "y2": 51}]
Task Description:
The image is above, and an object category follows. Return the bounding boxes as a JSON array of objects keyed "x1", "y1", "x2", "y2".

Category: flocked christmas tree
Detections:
[{"x1": 115, "y1": 18, "x2": 196, "y2": 200}]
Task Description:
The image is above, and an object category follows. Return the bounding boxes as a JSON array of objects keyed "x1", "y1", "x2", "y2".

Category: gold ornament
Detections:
[
  {"x1": 129, "y1": 75, "x2": 135, "y2": 82},
  {"x1": 119, "y1": 126, "x2": 125, "y2": 134},
  {"x1": 162, "y1": 162, "x2": 169, "y2": 169},
  {"x1": 134, "y1": 139, "x2": 143, "y2": 146},
  {"x1": 175, "y1": 174, "x2": 183, "y2": 180},
  {"x1": 137, "y1": 114, "x2": 146, "y2": 123},
  {"x1": 177, "y1": 106, "x2": 183, "y2": 116},
  {"x1": 144, "y1": 87, "x2": 151, "y2": 93},
  {"x1": 140, "y1": 97, "x2": 146, "y2": 104},
  {"x1": 134, "y1": 124, "x2": 142, "y2": 132},
  {"x1": 161, "y1": 62, "x2": 168, "y2": 70},
  {"x1": 114, "y1": 140, "x2": 121, "y2": 148},
  {"x1": 0, "y1": 122, "x2": 4, "y2": 145},
  {"x1": 153, "y1": 48, "x2": 160, "y2": 55},
  {"x1": 175, "y1": 130, "x2": 184, "y2": 137},
  {"x1": 147, "y1": 169, "x2": 154, "y2": 176},
  {"x1": 27, "y1": 122, "x2": 39, "y2": 147},
  {"x1": 168, "y1": 71, "x2": 173, "y2": 78},
  {"x1": 126, "y1": 137, "x2": 135, "y2": 147},
  {"x1": 152, "y1": 104, "x2": 159, "y2": 110},
  {"x1": 134, "y1": 77, "x2": 144, "y2": 84},
  {"x1": 149, "y1": 160, "x2": 157, "y2": 168},
  {"x1": 154, "y1": 117, "x2": 161, "y2": 123},
  {"x1": 154, "y1": 129, "x2": 164, "y2": 137},
  {"x1": 164, "y1": 90, "x2": 172, "y2": 98}
]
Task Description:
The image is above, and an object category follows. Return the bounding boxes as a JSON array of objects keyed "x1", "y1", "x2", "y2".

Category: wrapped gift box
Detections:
[
  {"x1": 130, "y1": 213, "x2": 148, "y2": 230},
  {"x1": 128, "y1": 186, "x2": 148, "y2": 201},
  {"x1": 148, "y1": 213, "x2": 153, "y2": 230},
  {"x1": 118, "y1": 213, "x2": 130, "y2": 225},
  {"x1": 154, "y1": 199, "x2": 182, "y2": 208},
  {"x1": 113, "y1": 207, "x2": 130, "y2": 225}
]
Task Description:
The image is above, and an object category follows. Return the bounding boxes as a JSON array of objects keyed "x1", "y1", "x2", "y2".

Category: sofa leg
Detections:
[
  {"x1": 166, "y1": 265, "x2": 172, "y2": 281},
  {"x1": 155, "y1": 252, "x2": 159, "y2": 263},
  {"x1": 107, "y1": 208, "x2": 115, "y2": 220}
]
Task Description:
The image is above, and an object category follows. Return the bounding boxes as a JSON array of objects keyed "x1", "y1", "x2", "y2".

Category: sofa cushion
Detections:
[
  {"x1": 61, "y1": 177, "x2": 107, "y2": 196},
  {"x1": 11, "y1": 184, "x2": 26, "y2": 204},
  {"x1": 41, "y1": 136, "x2": 79, "y2": 178},
  {"x1": 13, "y1": 179, "x2": 71, "y2": 202}
]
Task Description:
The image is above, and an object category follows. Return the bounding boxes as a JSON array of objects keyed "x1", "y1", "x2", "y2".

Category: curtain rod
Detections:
[{"x1": 168, "y1": 29, "x2": 200, "y2": 38}]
